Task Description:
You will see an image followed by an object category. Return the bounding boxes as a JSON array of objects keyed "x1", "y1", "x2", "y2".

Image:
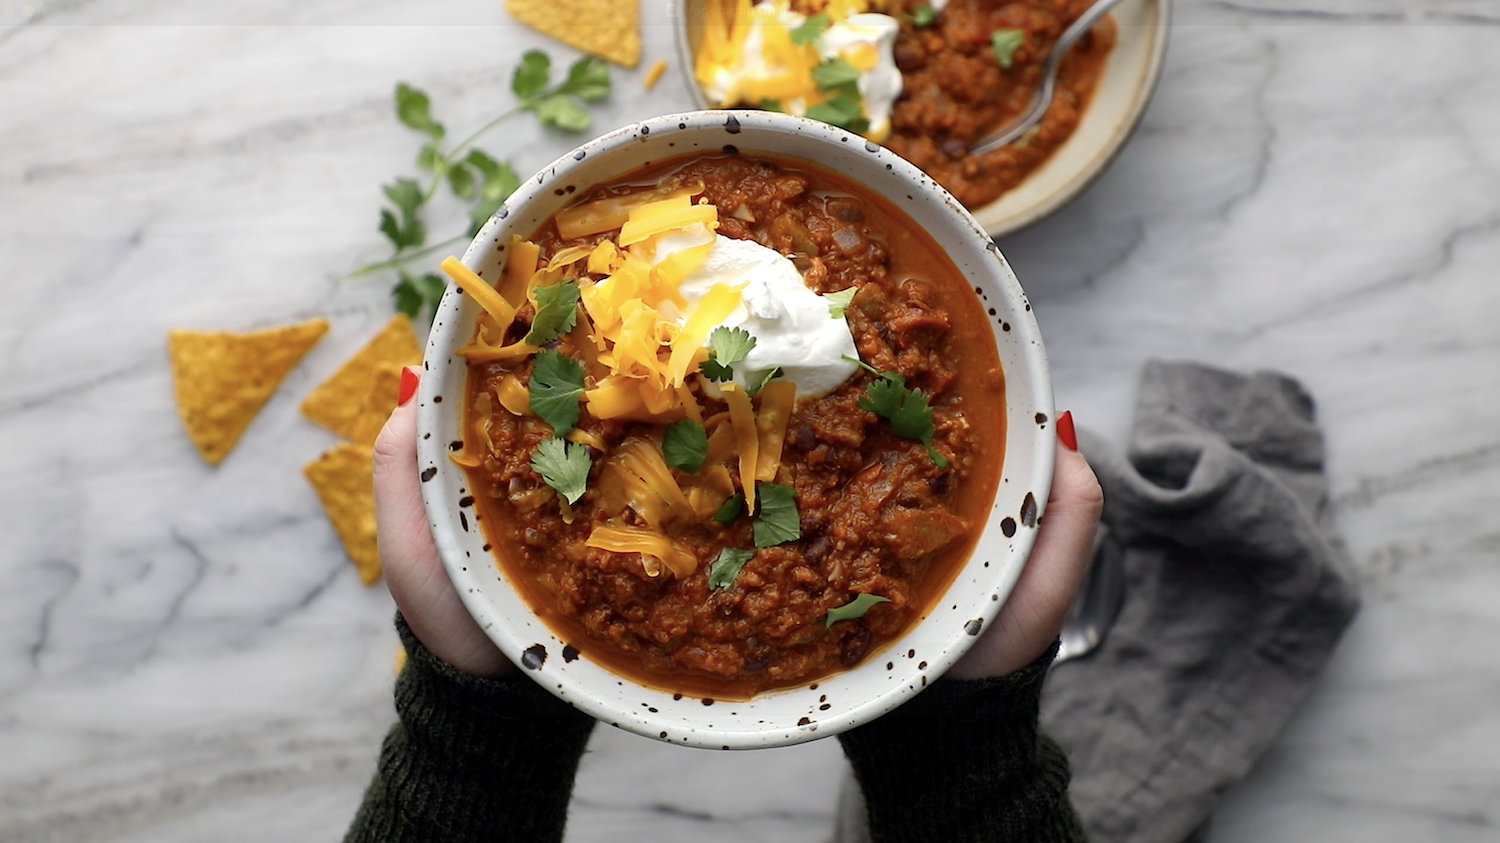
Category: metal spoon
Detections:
[
  {"x1": 968, "y1": 0, "x2": 1127, "y2": 156},
  {"x1": 1055, "y1": 524, "x2": 1126, "y2": 663}
]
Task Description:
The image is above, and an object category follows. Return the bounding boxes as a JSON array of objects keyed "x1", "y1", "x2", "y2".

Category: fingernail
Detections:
[
  {"x1": 1057, "y1": 410, "x2": 1078, "y2": 451},
  {"x1": 397, "y1": 366, "x2": 420, "y2": 407}
]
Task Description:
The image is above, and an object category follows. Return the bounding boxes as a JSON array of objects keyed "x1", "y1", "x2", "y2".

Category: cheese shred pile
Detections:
[{"x1": 441, "y1": 190, "x2": 806, "y2": 580}]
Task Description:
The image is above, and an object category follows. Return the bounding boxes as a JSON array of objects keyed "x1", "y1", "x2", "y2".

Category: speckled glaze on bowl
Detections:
[
  {"x1": 672, "y1": 0, "x2": 1171, "y2": 238},
  {"x1": 415, "y1": 110, "x2": 1054, "y2": 749}
]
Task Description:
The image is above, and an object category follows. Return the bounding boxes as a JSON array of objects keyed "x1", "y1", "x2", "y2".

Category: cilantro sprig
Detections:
[
  {"x1": 746, "y1": 366, "x2": 783, "y2": 396},
  {"x1": 349, "y1": 51, "x2": 612, "y2": 322},
  {"x1": 824, "y1": 287, "x2": 858, "y2": 318},
  {"x1": 662, "y1": 420, "x2": 708, "y2": 473},
  {"x1": 699, "y1": 327, "x2": 757, "y2": 382},
  {"x1": 708, "y1": 548, "x2": 754, "y2": 590},
  {"x1": 753, "y1": 482, "x2": 801, "y2": 548},
  {"x1": 790, "y1": 13, "x2": 832, "y2": 46},
  {"x1": 528, "y1": 349, "x2": 586, "y2": 436},
  {"x1": 911, "y1": 4, "x2": 937, "y2": 27},
  {"x1": 844, "y1": 356, "x2": 948, "y2": 468},
  {"x1": 824, "y1": 593, "x2": 891, "y2": 627},
  {"x1": 524, "y1": 278, "x2": 582, "y2": 346},
  {"x1": 806, "y1": 57, "x2": 869, "y2": 135},
  {"x1": 991, "y1": 29, "x2": 1025, "y2": 69},
  {"x1": 530, "y1": 437, "x2": 592, "y2": 504},
  {"x1": 713, "y1": 491, "x2": 746, "y2": 525}
]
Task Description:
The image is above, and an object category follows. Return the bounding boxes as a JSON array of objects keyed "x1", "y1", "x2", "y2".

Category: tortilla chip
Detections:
[
  {"x1": 168, "y1": 320, "x2": 329, "y2": 465},
  {"x1": 301, "y1": 315, "x2": 422, "y2": 446},
  {"x1": 303, "y1": 442, "x2": 381, "y2": 585},
  {"x1": 505, "y1": 0, "x2": 641, "y2": 68},
  {"x1": 345, "y1": 362, "x2": 406, "y2": 446}
]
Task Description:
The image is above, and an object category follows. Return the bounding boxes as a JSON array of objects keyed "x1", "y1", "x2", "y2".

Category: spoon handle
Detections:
[{"x1": 968, "y1": 0, "x2": 1127, "y2": 156}]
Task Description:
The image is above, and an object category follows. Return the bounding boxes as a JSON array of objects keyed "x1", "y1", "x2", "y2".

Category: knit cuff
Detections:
[
  {"x1": 344, "y1": 614, "x2": 595, "y2": 843},
  {"x1": 836, "y1": 642, "x2": 1084, "y2": 843}
]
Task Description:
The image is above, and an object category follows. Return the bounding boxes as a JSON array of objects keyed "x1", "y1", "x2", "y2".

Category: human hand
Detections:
[
  {"x1": 946, "y1": 412, "x2": 1104, "y2": 680},
  {"x1": 373, "y1": 367, "x2": 515, "y2": 680}
]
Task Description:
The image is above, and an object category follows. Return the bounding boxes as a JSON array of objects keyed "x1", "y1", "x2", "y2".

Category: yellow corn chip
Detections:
[
  {"x1": 346, "y1": 363, "x2": 406, "y2": 447},
  {"x1": 301, "y1": 315, "x2": 422, "y2": 446},
  {"x1": 505, "y1": 0, "x2": 641, "y2": 68},
  {"x1": 303, "y1": 442, "x2": 380, "y2": 586},
  {"x1": 168, "y1": 319, "x2": 329, "y2": 465}
]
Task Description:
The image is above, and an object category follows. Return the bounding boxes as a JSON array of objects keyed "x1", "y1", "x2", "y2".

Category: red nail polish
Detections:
[
  {"x1": 1056, "y1": 410, "x2": 1078, "y2": 451},
  {"x1": 397, "y1": 367, "x2": 419, "y2": 407}
]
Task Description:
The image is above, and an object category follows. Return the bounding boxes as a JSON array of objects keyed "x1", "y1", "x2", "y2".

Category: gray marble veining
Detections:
[{"x1": 3, "y1": 1, "x2": 1498, "y2": 840}]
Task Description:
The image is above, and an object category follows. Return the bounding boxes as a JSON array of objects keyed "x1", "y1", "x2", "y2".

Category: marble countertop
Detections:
[{"x1": 4, "y1": 1, "x2": 1498, "y2": 840}]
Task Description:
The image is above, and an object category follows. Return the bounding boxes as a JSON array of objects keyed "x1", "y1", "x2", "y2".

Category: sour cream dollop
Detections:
[{"x1": 652, "y1": 226, "x2": 858, "y2": 397}]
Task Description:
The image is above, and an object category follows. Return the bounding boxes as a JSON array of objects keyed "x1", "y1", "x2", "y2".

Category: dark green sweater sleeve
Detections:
[
  {"x1": 837, "y1": 644, "x2": 1086, "y2": 843},
  {"x1": 344, "y1": 615, "x2": 596, "y2": 843}
]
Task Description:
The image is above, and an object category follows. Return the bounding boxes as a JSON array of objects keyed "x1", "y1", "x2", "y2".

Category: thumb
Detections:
[{"x1": 373, "y1": 366, "x2": 512, "y2": 679}]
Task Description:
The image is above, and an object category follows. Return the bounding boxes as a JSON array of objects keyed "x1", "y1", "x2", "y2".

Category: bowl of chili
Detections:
[
  {"x1": 675, "y1": 0, "x2": 1171, "y2": 237},
  {"x1": 415, "y1": 109, "x2": 1056, "y2": 748}
]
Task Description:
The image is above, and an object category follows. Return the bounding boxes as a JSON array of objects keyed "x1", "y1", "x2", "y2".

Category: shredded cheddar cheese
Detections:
[
  {"x1": 441, "y1": 256, "x2": 517, "y2": 336},
  {"x1": 721, "y1": 383, "x2": 760, "y2": 512},
  {"x1": 586, "y1": 524, "x2": 697, "y2": 579},
  {"x1": 643, "y1": 58, "x2": 668, "y2": 90}
]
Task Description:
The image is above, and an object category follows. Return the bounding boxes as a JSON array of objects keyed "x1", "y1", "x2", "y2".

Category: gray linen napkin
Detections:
[
  {"x1": 1042, "y1": 359, "x2": 1361, "y2": 843},
  {"x1": 833, "y1": 360, "x2": 1359, "y2": 843}
]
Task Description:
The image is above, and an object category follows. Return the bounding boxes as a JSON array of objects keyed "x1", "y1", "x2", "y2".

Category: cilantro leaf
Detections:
[
  {"x1": 524, "y1": 278, "x2": 581, "y2": 345},
  {"x1": 858, "y1": 369, "x2": 907, "y2": 420},
  {"x1": 392, "y1": 272, "x2": 446, "y2": 319},
  {"x1": 811, "y1": 57, "x2": 862, "y2": 89},
  {"x1": 746, "y1": 366, "x2": 782, "y2": 396},
  {"x1": 465, "y1": 150, "x2": 520, "y2": 235},
  {"x1": 512, "y1": 50, "x2": 551, "y2": 99},
  {"x1": 530, "y1": 437, "x2": 592, "y2": 504},
  {"x1": 527, "y1": 94, "x2": 592, "y2": 132},
  {"x1": 395, "y1": 83, "x2": 444, "y2": 141},
  {"x1": 824, "y1": 593, "x2": 891, "y2": 627},
  {"x1": 528, "y1": 349, "x2": 586, "y2": 435},
  {"x1": 806, "y1": 83, "x2": 868, "y2": 134},
  {"x1": 700, "y1": 327, "x2": 757, "y2": 381},
  {"x1": 855, "y1": 365, "x2": 948, "y2": 468},
  {"x1": 699, "y1": 357, "x2": 735, "y2": 382},
  {"x1": 447, "y1": 161, "x2": 476, "y2": 200},
  {"x1": 710, "y1": 326, "x2": 756, "y2": 364},
  {"x1": 713, "y1": 492, "x2": 745, "y2": 525},
  {"x1": 662, "y1": 420, "x2": 708, "y2": 473},
  {"x1": 790, "y1": 13, "x2": 832, "y2": 46},
  {"x1": 383, "y1": 178, "x2": 424, "y2": 215},
  {"x1": 378, "y1": 209, "x2": 409, "y2": 250},
  {"x1": 559, "y1": 56, "x2": 611, "y2": 102},
  {"x1": 379, "y1": 177, "x2": 426, "y2": 249},
  {"x1": 912, "y1": 4, "x2": 937, "y2": 27},
  {"x1": 991, "y1": 29, "x2": 1024, "y2": 69},
  {"x1": 708, "y1": 548, "x2": 754, "y2": 590},
  {"x1": 352, "y1": 52, "x2": 612, "y2": 303},
  {"x1": 824, "y1": 287, "x2": 858, "y2": 318},
  {"x1": 758, "y1": 97, "x2": 785, "y2": 113},
  {"x1": 753, "y1": 482, "x2": 800, "y2": 548}
]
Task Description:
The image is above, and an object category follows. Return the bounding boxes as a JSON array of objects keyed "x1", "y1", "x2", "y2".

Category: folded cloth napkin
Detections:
[
  {"x1": 831, "y1": 360, "x2": 1359, "y2": 843},
  {"x1": 1041, "y1": 359, "x2": 1361, "y2": 843}
]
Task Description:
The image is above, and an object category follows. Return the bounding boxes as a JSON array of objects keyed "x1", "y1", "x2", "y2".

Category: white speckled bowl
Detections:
[
  {"x1": 673, "y1": 0, "x2": 1171, "y2": 237},
  {"x1": 416, "y1": 110, "x2": 1054, "y2": 749}
]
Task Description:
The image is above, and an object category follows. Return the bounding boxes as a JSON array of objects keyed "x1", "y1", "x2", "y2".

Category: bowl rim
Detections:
[
  {"x1": 415, "y1": 109, "x2": 1055, "y2": 749},
  {"x1": 670, "y1": 0, "x2": 1173, "y2": 238}
]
